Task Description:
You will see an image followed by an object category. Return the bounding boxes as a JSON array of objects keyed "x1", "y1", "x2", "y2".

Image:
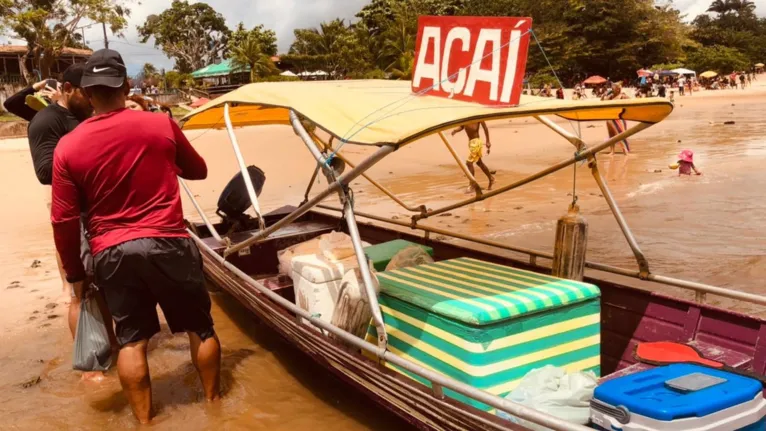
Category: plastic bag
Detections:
[
  {"x1": 384, "y1": 246, "x2": 434, "y2": 271},
  {"x1": 496, "y1": 365, "x2": 598, "y2": 431},
  {"x1": 73, "y1": 291, "x2": 113, "y2": 372}
]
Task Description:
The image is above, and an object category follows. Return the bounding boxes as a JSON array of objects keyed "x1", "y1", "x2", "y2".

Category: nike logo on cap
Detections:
[{"x1": 92, "y1": 67, "x2": 111, "y2": 73}]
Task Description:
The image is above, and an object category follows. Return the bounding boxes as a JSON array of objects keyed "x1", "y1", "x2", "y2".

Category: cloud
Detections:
[{"x1": 86, "y1": 0, "x2": 370, "y2": 75}]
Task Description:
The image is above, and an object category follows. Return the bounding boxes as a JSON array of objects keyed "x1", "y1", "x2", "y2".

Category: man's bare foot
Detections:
[
  {"x1": 490, "y1": 169, "x2": 497, "y2": 175},
  {"x1": 81, "y1": 371, "x2": 107, "y2": 382},
  {"x1": 488, "y1": 177, "x2": 495, "y2": 191},
  {"x1": 466, "y1": 185, "x2": 481, "y2": 194}
]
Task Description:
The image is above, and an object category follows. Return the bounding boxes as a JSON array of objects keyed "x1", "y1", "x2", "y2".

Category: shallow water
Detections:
[{"x1": 1, "y1": 97, "x2": 765, "y2": 429}]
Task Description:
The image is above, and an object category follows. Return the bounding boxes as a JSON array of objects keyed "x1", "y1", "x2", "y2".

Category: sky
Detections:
[{"x1": 5, "y1": 0, "x2": 766, "y2": 76}]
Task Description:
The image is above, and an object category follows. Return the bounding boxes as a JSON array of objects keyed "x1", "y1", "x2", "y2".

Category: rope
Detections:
[{"x1": 325, "y1": 27, "x2": 535, "y2": 165}]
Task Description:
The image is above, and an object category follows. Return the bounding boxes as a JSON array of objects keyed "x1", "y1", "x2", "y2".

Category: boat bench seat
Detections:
[{"x1": 601, "y1": 340, "x2": 753, "y2": 382}]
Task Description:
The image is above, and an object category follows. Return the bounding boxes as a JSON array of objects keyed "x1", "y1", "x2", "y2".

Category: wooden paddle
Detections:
[{"x1": 634, "y1": 341, "x2": 766, "y2": 385}]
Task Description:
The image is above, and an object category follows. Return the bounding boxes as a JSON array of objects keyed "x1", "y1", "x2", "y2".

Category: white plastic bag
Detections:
[
  {"x1": 72, "y1": 291, "x2": 112, "y2": 372},
  {"x1": 497, "y1": 365, "x2": 598, "y2": 431}
]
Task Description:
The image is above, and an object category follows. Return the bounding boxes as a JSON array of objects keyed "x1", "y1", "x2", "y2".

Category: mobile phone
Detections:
[{"x1": 46, "y1": 79, "x2": 59, "y2": 90}]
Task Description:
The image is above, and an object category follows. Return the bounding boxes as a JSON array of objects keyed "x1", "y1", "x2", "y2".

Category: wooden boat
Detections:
[{"x1": 179, "y1": 80, "x2": 766, "y2": 431}]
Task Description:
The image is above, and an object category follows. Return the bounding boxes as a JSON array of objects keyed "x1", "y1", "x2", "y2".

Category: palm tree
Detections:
[
  {"x1": 230, "y1": 35, "x2": 278, "y2": 83},
  {"x1": 730, "y1": 0, "x2": 756, "y2": 16},
  {"x1": 707, "y1": 0, "x2": 733, "y2": 15},
  {"x1": 390, "y1": 51, "x2": 414, "y2": 80}
]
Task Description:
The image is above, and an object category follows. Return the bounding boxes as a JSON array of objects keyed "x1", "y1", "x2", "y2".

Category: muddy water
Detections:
[{"x1": 1, "y1": 97, "x2": 765, "y2": 430}]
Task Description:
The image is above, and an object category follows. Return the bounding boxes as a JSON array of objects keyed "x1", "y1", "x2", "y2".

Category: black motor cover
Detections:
[{"x1": 216, "y1": 166, "x2": 266, "y2": 219}]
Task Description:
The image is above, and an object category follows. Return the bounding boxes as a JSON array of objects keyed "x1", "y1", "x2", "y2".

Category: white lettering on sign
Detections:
[
  {"x1": 412, "y1": 26, "x2": 441, "y2": 90},
  {"x1": 464, "y1": 28, "x2": 502, "y2": 102},
  {"x1": 440, "y1": 27, "x2": 471, "y2": 95},
  {"x1": 412, "y1": 16, "x2": 532, "y2": 106}
]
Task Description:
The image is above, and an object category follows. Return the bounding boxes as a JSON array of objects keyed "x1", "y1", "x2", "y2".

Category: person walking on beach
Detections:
[
  {"x1": 51, "y1": 49, "x2": 220, "y2": 424},
  {"x1": 3, "y1": 65, "x2": 118, "y2": 376},
  {"x1": 452, "y1": 122, "x2": 495, "y2": 192},
  {"x1": 601, "y1": 83, "x2": 631, "y2": 155}
]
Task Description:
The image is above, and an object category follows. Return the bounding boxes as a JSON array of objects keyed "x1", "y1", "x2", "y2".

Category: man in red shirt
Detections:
[{"x1": 51, "y1": 49, "x2": 220, "y2": 424}]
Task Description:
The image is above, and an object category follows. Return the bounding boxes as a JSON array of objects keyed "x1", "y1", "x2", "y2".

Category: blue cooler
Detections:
[{"x1": 591, "y1": 364, "x2": 766, "y2": 431}]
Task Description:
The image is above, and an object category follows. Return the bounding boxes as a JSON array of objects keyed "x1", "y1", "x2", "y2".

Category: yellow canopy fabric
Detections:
[
  {"x1": 181, "y1": 80, "x2": 673, "y2": 146},
  {"x1": 755, "y1": 63, "x2": 765, "y2": 68},
  {"x1": 700, "y1": 71, "x2": 718, "y2": 78}
]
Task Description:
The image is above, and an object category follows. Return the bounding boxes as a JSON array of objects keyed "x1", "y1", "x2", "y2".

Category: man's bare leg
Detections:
[
  {"x1": 188, "y1": 332, "x2": 221, "y2": 401},
  {"x1": 118, "y1": 340, "x2": 153, "y2": 424},
  {"x1": 56, "y1": 251, "x2": 73, "y2": 299},
  {"x1": 465, "y1": 162, "x2": 480, "y2": 193},
  {"x1": 477, "y1": 160, "x2": 495, "y2": 190}
]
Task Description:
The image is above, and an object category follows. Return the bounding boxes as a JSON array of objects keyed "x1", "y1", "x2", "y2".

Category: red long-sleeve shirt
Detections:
[{"x1": 51, "y1": 108, "x2": 207, "y2": 282}]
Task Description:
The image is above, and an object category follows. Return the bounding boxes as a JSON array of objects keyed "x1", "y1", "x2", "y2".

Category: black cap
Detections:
[
  {"x1": 81, "y1": 49, "x2": 127, "y2": 88},
  {"x1": 62, "y1": 63, "x2": 86, "y2": 88}
]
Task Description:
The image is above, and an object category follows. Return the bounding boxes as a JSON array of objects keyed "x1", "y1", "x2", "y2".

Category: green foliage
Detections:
[
  {"x1": 650, "y1": 63, "x2": 684, "y2": 71},
  {"x1": 137, "y1": 0, "x2": 229, "y2": 73},
  {"x1": 0, "y1": 0, "x2": 131, "y2": 81},
  {"x1": 690, "y1": 0, "x2": 766, "y2": 68},
  {"x1": 165, "y1": 70, "x2": 194, "y2": 89},
  {"x1": 229, "y1": 33, "x2": 279, "y2": 83},
  {"x1": 528, "y1": 74, "x2": 559, "y2": 88},
  {"x1": 228, "y1": 23, "x2": 277, "y2": 57},
  {"x1": 256, "y1": 75, "x2": 300, "y2": 83},
  {"x1": 685, "y1": 45, "x2": 750, "y2": 74}
]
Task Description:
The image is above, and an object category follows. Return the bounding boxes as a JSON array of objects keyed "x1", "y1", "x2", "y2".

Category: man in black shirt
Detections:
[
  {"x1": 4, "y1": 64, "x2": 93, "y2": 184},
  {"x1": 4, "y1": 65, "x2": 116, "y2": 371}
]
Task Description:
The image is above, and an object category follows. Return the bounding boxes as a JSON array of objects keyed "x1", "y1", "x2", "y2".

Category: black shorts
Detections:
[{"x1": 94, "y1": 237, "x2": 215, "y2": 346}]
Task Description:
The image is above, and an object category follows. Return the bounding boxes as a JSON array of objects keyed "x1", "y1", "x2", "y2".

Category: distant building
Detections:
[{"x1": 0, "y1": 45, "x2": 93, "y2": 85}]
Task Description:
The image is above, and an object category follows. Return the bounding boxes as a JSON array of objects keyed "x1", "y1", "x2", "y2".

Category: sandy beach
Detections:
[{"x1": 1, "y1": 82, "x2": 765, "y2": 429}]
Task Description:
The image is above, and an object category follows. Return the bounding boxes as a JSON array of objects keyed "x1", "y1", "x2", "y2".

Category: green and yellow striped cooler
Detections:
[{"x1": 365, "y1": 257, "x2": 601, "y2": 410}]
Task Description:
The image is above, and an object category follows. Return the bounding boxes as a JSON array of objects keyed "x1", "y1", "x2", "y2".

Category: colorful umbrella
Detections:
[
  {"x1": 190, "y1": 97, "x2": 211, "y2": 108},
  {"x1": 582, "y1": 75, "x2": 607, "y2": 85},
  {"x1": 637, "y1": 69, "x2": 653, "y2": 77}
]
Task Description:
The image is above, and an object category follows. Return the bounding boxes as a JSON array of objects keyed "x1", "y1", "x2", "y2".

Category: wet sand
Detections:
[{"x1": 1, "y1": 81, "x2": 765, "y2": 429}]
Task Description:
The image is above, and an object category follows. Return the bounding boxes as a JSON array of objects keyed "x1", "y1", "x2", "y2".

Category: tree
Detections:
[
  {"x1": 165, "y1": 70, "x2": 194, "y2": 89},
  {"x1": 228, "y1": 23, "x2": 277, "y2": 57},
  {"x1": 286, "y1": 19, "x2": 368, "y2": 76},
  {"x1": 0, "y1": 0, "x2": 131, "y2": 81},
  {"x1": 707, "y1": 0, "x2": 734, "y2": 15},
  {"x1": 137, "y1": 0, "x2": 229, "y2": 73},
  {"x1": 685, "y1": 45, "x2": 749, "y2": 73},
  {"x1": 229, "y1": 34, "x2": 279, "y2": 83}
]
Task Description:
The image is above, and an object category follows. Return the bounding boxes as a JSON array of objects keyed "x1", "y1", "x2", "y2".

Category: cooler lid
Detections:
[
  {"x1": 376, "y1": 257, "x2": 600, "y2": 326},
  {"x1": 593, "y1": 364, "x2": 763, "y2": 421}
]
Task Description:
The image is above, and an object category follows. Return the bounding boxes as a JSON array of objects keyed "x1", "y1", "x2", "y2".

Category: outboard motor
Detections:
[{"x1": 216, "y1": 166, "x2": 266, "y2": 233}]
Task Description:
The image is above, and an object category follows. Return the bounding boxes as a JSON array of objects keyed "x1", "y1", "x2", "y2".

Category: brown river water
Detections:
[{"x1": 0, "y1": 90, "x2": 764, "y2": 430}]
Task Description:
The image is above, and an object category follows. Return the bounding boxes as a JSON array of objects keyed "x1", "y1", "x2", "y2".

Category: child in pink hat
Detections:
[{"x1": 676, "y1": 150, "x2": 702, "y2": 176}]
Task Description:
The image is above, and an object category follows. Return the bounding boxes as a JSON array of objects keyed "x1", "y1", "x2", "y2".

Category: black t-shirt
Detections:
[{"x1": 3, "y1": 87, "x2": 80, "y2": 185}]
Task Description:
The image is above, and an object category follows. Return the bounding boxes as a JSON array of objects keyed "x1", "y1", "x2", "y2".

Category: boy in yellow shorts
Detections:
[{"x1": 452, "y1": 121, "x2": 495, "y2": 192}]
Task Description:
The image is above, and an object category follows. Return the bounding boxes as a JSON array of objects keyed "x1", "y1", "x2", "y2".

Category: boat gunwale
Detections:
[{"x1": 190, "y1": 229, "x2": 594, "y2": 431}]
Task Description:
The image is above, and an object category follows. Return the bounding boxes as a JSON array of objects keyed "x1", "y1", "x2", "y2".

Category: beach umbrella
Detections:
[
  {"x1": 755, "y1": 63, "x2": 764, "y2": 67},
  {"x1": 637, "y1": 69, "x2": 653, "y2": 77},
  {"x1": 671, "y1": 68, "x2": 696, "y2": 76},
  {"x1": 582, "y1": 75, "x2": 607, "y2": 85},
  {"x1": 657, "y1": 70, "x2": 678, "y2": 77},
  {"x1": 313, "y1": 70, "x2": 329, "y2": 76},
  {"x1": 280, "y1": 70, "x2": 297, "y2": 77},
  {"x1": 700, "y1": 71, "x2": 718, "y2": 78},
  {"x1": 190, "y1": 97, "x2": 210, "y2": 108}
]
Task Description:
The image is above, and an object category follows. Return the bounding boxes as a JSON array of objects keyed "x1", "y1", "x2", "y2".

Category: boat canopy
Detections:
[{"x1": 180, "y1": 80, "x2": 673, "y2": 146}]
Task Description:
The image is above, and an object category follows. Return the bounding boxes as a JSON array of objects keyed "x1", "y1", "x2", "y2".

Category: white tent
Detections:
[
  {"x1": 280, "y1": 70, "x2": 297, "y2": 77},
  {"x1": 671, "y1": 68, "x2": 696, "y2": 77},
  {"x1": 297, "y1": 71, "x2": 312, "y2": 77},
  {"x1": 312, "y1": 70, "x2": 329, "y2": 76}
]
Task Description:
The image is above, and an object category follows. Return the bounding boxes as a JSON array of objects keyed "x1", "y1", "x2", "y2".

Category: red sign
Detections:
[{"x1": 411, "y1": 16, "x2": 532, "y2": 106}]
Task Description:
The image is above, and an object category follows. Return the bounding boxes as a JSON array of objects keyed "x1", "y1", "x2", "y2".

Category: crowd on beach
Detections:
[{"x1": 537, "y1": 71, "x2": 760, "y2": 102}]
